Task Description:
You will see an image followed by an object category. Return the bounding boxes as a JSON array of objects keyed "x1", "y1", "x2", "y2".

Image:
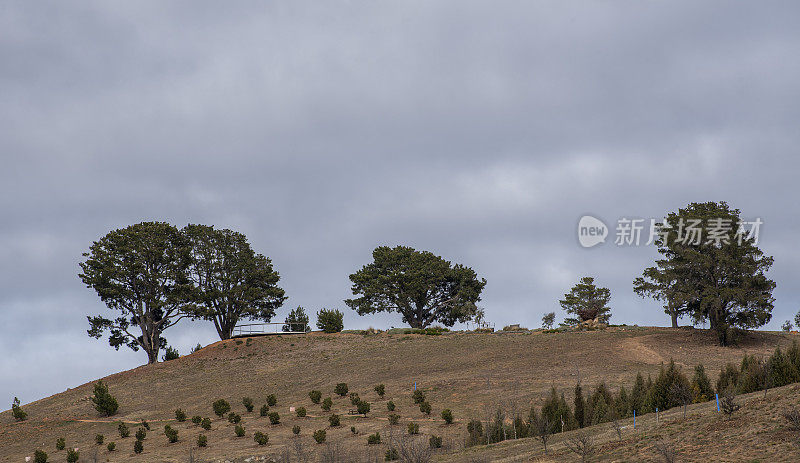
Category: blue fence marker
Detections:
[
  {"x1": 633, "y1": 410, "x2": 636, "y2": 429},
  {"x1": 414, "y1": 382, "x2": 417, "y2": 391},
  {"x1": 715, "y1": 393, "x2": 719, "y2": 412}
]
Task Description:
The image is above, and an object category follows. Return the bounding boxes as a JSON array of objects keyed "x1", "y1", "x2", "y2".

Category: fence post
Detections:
[
  {"x1": 656, "y1": 407, "x2": 659, "y2": 425},
  {"x1": 715, "y1": 393, "x2": 719, "y2": 412},
  {"x1": 633, "y1": 410, "x2": 636, "y2": 429}
]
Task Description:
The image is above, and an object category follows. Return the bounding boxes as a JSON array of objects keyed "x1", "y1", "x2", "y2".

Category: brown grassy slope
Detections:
[{"x1": 0, "y1": 327, "x2": 794, "y2": 462}]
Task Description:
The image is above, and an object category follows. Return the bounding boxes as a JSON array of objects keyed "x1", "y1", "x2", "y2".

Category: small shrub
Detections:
[
  {"x1": 33, "y1": 450, "x2": 47, "y2": 463},
  {"x1": 140, "y1": 419, "x2": 150, "y2": 430},
  {"x1": 385, "y1": 447, "x2": 399, "y2": 461},
  {"x1": 106, "y1": 442, "x2": 116, "y2": 452},
  {"x1": 387, "y1": 401, "x2": 396, "y2": 411},
  {"x1": 197, "y1": 434, "x2": 207, "y2": 447},
  {"x1": 316, "y1": 308, "x2": 344, "y2": 333},
  {"x1": 350, "y1": 392, "x2": 361, "y2": 405},
  {"x1": 175, "y1": 408, "x2": 187, "y2": 422},
  {"x1": 11, "y1": 397, "x2": 27, "y2": 421},
  {"x1": 412, "y1": 390, "x2": 426, "y2": 404},
  {"x1": 313, "y1": 429, "x2": 327, "y2": 444},
  {"x1": 293, "y1": 425, "x2": 301, "y2": 435},
  {"x1": 91, "y1": 381, "x2": 119, "y2": 416},
  {"x1": 329, "y1": 414, "x2": 341, "y2": 427},
  {"x1": 357, "y1": 401, "x2": 371, "y2": 416},
  {"x1": 235, "y1": 424, "x2": 245, "y2": 437},
  {"x1": 228, "y1": 412, "x2": 241, "y2": 424},
  {"x1": 783, "y1": 407, "x2": 800, "y2": 432},
  {"x1": 133, "y1": 439, "x2": 143, "y2": 454},
  {"x1": 296, "y1": 407, "x2": 307, "y2": 417},
  {"x1": 419, "y1": 401, "x2": 432, "y2": 415},
  {"x1": 374, "y1": 384, "x2": 385, "y2": 397},
  {"x1": 56, "y1": 437, "x2": 66, "y2": 450},
  {"x1": 267, "y1": 394, "x2": 277, "y2": 406},
  {"x1": 367, "y1": 432, "x2": 381, "y2": 444},
  {"x1": 429, "y1": 435, "x2": 442, "y2": 449},
  {"x1": 135, "y1": 427, "x2": 147, "y2": 441},
  {"x1": 118, "y1": 422, "x2": 130, "y2": 438},
  {"x1": 66, "y1": 449, "x2": 79, "y2": 463},
  {"x1": 322, "y1": 397, "x2": 333, "y2": 411},
  {"x1": 309, "y1": 390, "x2": 322, "y2": 404},
  {"x1": 212, "y1": 399, "x2": 231, "y2": 417},
  {"x1": 191, "y1": 343, "x2": 203, "y2": 353},
  {"x1": 162, "y1": 346, "x2": 179, "y2": 361},
  {"x1": 191, "y1": 415, "x2": 202, "y2": 425},
  {"x1": 242, "y1": 397, "x2": 254, "y2": 412},
  {"x1": 95, "y1": 434, "x2": 104, "y2": 445},
  {"x1": 350, "y1": 426, "x2": 358, "y2": 434},
  {"x1": 388, "y1": 413, "x2": 400, "y2": 425},
  {"x1": 721, "y1": 389, "x2": 740, "y2": 417},
  {"x1": 407, "y1": 422, "x2": 419, "y2": 435},
  {"x1": 254, "y1": 431, "x2": 269, "y2": 446},
  {"x1": 164, "y1": 425, "x2": 178, "y2": 443},
  {"x1": 268, "y1": 411, "x2": 280, "y2": 425},
  {"x1": 334, "y1": 383, "x2": 349, "y2": 396},
  {"x1": 201, "y1": 418, "x2": 212, "y2": 430},
  {"x1": 441, "y1": 409, "x2": 453, "y2": 424},
  {"x1": 260, "y1": 404, "x2": 269, "y2": 416}
]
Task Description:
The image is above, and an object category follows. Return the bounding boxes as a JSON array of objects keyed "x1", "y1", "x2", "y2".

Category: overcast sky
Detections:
[{"x1": 2, "y1": 1, "x2": 799, "y2": 405}]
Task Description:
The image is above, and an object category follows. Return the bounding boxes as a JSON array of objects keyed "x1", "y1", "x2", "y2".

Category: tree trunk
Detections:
[
  {"x1": 671, "y1": 312, "x2": 679, "y2": 328},
  {"x1": 146, "y1": 347, "x2": 159, "y2": 364}
]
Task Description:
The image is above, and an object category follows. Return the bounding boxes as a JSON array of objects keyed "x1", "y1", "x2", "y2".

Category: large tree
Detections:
[
  {"x1": 559, "y1": 277, "x2": 612, "y2": 326},
  {"x1": 80, "y1": 222, "x2": 192, "y2": 364},
  {"x1": 345, "y1": 246, "x2": 486, "y2": 328},
  {"x1": 634, "y1": 201, "x2": 775, "y2": 345},
  {"x1": 183, "y1": 224, "x2": 286, "y2": 340}
]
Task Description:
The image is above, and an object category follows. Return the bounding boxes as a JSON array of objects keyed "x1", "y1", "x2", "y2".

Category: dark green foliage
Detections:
[
  {"x1": 260, "y1": 404, "x2": 269, "y2": 416},
  {"x1": 630, "y1": 373, "x2": 648, "y2": 414},
  {"x1": 191, "y1": 343, "x2": 203, "y2": 353},
  {"x1": 385, "y1": 447, "x2": 399, "y2": 460},
  {"x1": 767, "y1": 347, "x2": 799, "y2": 387},
  {"x1": 266, "y1": 394, "x2": 277, "y2": 406},
  {"x1": 513, "y1": 413, "x2": 529, "y2": 438},
  {"x1": 191, "y1": 415, "x2": 202, "y2": 425},
  {"x1": 212, "y1": 399, "x2": 231, "y2": 417},
  {"x1": 574, "y1": 383, "x2": 585, "y2": 427},
  {"x1": 175, "y1": 408, "x2": 186, "y2": 422},
  {"x1": 164, "y1": 425, "x2": 178, "y2": 443},
  {"x1": 293, "y1": 425, "x2": 301, "y2": 435},
  {"x1": 321, "y1": 397, "x2": 333, "y2": 411},
  {"x1": 34, "y1": 449, "x2": 47, "y2": 463},
  {"x1": 329, "y1": 414, "x2": 340, "y2": 427},
  {"x1": 487, "y1": 409, "x2": 508, "y2": 444},
  {"x1": 242, "y1": 397, "x2": 254, "y2": 412},
  {"x1": 412, "y1": 389, "x2": 426, "y2": 404},
  {"x1": 540, "y1": 387, "x2": 577, "y2": 432},
  {"x1": 541, "y1": 312, "x2": 556, "y2": 329},
  {"x1": 313, "y1": 429, "x2": 326, "y2": 443},
  {"x1": 387, "y1": 401, "x2": 396, "y2": 411},
  {"x1": 316, "y1": 308, "x2": 345, "y2": 333},
  {"x1": 334, "y1": 383, "x2": 349, "y2": 396},
  {"x1": 95, "y1": 434, "x2": 104, "y2": 445},
  {"x1": 140, "y1": 419, "x2": 150, "y2": 430},
  {"x1": 346, "y1": 246, "x2": 485, "y2": 328},
  {"x1": 350, "y1": 392, "x2": 361, "y2": 405},
  {"x1": 11, "y1": 397, "x2": 27, "y2": 421},
  {"x1": 133, "y1": 439, "x2": 143, "y2": 454},
  {"x1": 118, "y1": 422, "x2": 130, "y2": 438},
  {"x1": 720, "y1": 388, "x2": 740, "y2": 417},
  {"x1": 716, "y1": 363, "x2": 740, "y2": 393},
  {"x1": 367, "y1": 432, "x2": 381, "y2": 444},
  {"x1": 56, "y1": 437, "x2": 66, "y2": 450},
  {"x1": 135, "y1": 427, "x2": 147, "y2": 441},
  {"x1": 66, "y1": 448, "x2": 79, "y2": 463},
  {"x1": 235, "y1": 425, "x2": 245, "y2": 437},
  {"x1": 228, "y1": 412, "x2": 241, "y2": 424},
  {"x1": 465, "y1": 420, "x2": 483, "y2": 447},
  {"x1": 407, "y1": 422, "x2": 419, "y2": 435},
  {"x1": 788, "y1": 342, "x2": 800, "y2": 373},
  {"x1": 350, "y1": 426, "x2": 357, "y2": 434},
  {"x1": 357, "y1": 401, "x2": 371, "y2": 416},
  {"x1": 690, "y1": 365, "x2": 715, "y2": 403},
  {"x1": 646, "y1": 360, "x2": 690, "y2": 412},
  {"x1": 309, "y1": 390, "x2": 322, "y2": 404},
  {"x1": 375, "y1": 384, "x2": 385, "y2": 397},
  {"x1": 738, "y1": 355, "x2": 767, "y2": 394},
  {"x1": 296, "y1": 407, "x2": 307, "y2": 417},
  {"x1": 283, "y1": 306, "x2": 311, "y2": 332},
  {"x1": 614, "y1": 386, "x2": 630, "y2": 418},
  {"x1": 441, "y1": 408, "x2": 453, "y2": 424},
  {"x1": 201, "y1": 418, "x2": 212, "y2": 430},
  {"x1": 559, "y1": 277, "x2": 611, "y2": 325},
  {"x1": 107, "y1": 442, "x2": 116, "y2": 452},
  {"x1": 162, "y1": 346, "x2": 179, "y2": 361},
  {"x1": 268, "y1": 411, "x2": 280, "y2": 424},
  {"x1": 254, "y1": 431, "x2": 269, "y2": 445},
  {"x1": 419, "y1": 401, "x2": 431, "y2": 415},
  {"x1": 197, "y1": 434, "x2": 207, "y2": 447},
  {"x1": 429, "y1": 435, "x2": 443, "y2": 449},
  {"x1": 91, "y1": 381, "x2": 119, "y2": 416},
  {"x1": 388, "y1": 413, "x2": 400, "y2": 425}
]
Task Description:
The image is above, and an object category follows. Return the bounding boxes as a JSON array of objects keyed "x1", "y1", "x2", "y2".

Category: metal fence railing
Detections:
[{"x1": 231, "y1": 322, "x2": 309, "y2": 337}]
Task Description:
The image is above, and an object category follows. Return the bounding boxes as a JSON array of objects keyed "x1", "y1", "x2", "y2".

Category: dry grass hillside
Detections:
[{"x1": 0, "y1": 327, "x2": 794, "y2": 462}]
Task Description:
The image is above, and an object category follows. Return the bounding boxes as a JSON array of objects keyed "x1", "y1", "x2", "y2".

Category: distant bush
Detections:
[
  {"x1": 11, "y1": 397, "x2": 27, "y2": 421},
  {"x1": 95, "y1": 434, "x2": 104, "y2": 445},
  {"x1": 117, "y1": 422, "x2": 129, "y2": 438},
  {"x1": 293, "y1": 425, "x2": 301, "y2": 435},
  {"x1": 66, "y1": 449, "x2": 79, "y2": 463},
  {"x1": 407, "y1": 422, "x2": 419, "y2": 435},
  {"x1": 385, "y1": 447, "x2": 399, "y2": 461},
  {"x1": 235, "y1": 425, "x2": 245, "y2": 437},
  {"x1": 329, "y1": 414, "x2": 341, "y2": 427},
  {"x1": 213, "y1": 399, "x2": 231, "y2": 417},
  {"x1": 56, "y1": 437, "x2": 66, "y2": 450},
  {"x1": 91, "y1": 381, "x2": 119, "y2": 416},
  {"x1": 190, "y1": 415, "x2": 202, "y2": 425},
  {"x1": 388, "y1": 413, "x2": 400, "y2": 425},
  {"x1": 316, "y1": 308, "x2": 344, "y2": 333},
  {"x1": 201, "y1": 418, "x2": 212, "y2": 430},
  {"x1": 429, "y1": 435, "x2": 442, "y2": 448},
  {"x1": 313, "y1": 429, "x2": 327, "y2": 444},
  {"x1": 542, "y1": 312, "x2": 556, "y2": 330},
  {"x1": 267, "y1": 394, "x2": 277, "y2": 406},
  {"x1": 228, "y1": 412, "x2": 241, "y2": 424},
  {"x1": 690, "y1": 365, "x2": 715, "y2": 403},
  {"x1": 284, "y1": 306, "x2": 312, "y2": 332},
  {"x1": 387, "y1": 401, "x2": 396, "y2": 411},
  {"x1": 334, "y1": 383, "x2": 349, "y2": 396},
  {"x1": 175, "y1": 409, "x2": 187, "y2": 422},
  {"x1": 33, "y1": 450, "x2": 47, "y2": 463},
  {"x1": 466, "y1": 420, "x2": 484, "y2": 447},
  {"x1": 322, "y1": 397, "x2": 333, "y2": 411},
  {"x1": 419, "y1": 401, "x2": 432, "y2": 415},
  {"x1": 367, "y1": 432, "x2": 381, "y2": 444},
  {"x1": 162, "y1": 346, "x2": 179, "y2": 361},
  {"x1": 191, "y1": 343, "x2": 203, "y2": 353},
  {"x1": 350, "y1": 392, "x2": 361, "y2": 405},
  {"x1": 140, "y1": 419, "x2": 150, "y2": 430},
  {"x1": 268, "y1": 411, "x2": 281, "y2": 425},
  {"x1": 254, "y1": 431, "x2": 269, "y2": 446},
  {"x1": 441, "y1": 409, "x2": 453, "y2": 424},
  {"x1": 374, "y1": 384, "x2": 385, "y2": 397},
  {"x1": 351, "y1": 425, "x2": 358, "y2": 434},
  {"x1": 106, "y1": 442, "x2": 116, "y2": 452},
  {"x1": 412, "y1": 390, "x2": 426, "y2": 404},
  {"x1": 197, "y1": 434, "x2": 207, "y2": 447},
  {"x1": 242, "y1": 397, "x2": 254, "y2": 412},
  {"x1": 260, "y1": 404, "x2": 269, "y2": 416},
  {"x1": 357, "y1": 401, "x2": 371, "y2": 416},
  {"x1": 164, "y1": 425, "x2": 178, "y2": 443},
  {"x1": 309, "y1": 390, "x2": 322, "y2": 404},
  {"x1": 135, "y1": 427, "x2": 147, "y2": 441},
  {"x1": 133, "y1": 439, "x2": 143, "y2": 454}
]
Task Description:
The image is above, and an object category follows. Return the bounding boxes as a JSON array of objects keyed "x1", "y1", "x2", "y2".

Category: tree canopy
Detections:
[
  {"x1": 79, "y1": 222, "x2": 192, "y2": 364},
  {"x1": 633, "y1": 201, "x2": 775, "y2": 345},
  {"x1": 183, "y1": 224, "x2": 286, "y2": 340},
  {"x1": 345, "y1": 246, "x2": 486, "y2": 328},
  {"x1": 559, "y1": 277, "x2": 611, "y2": 325}
]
